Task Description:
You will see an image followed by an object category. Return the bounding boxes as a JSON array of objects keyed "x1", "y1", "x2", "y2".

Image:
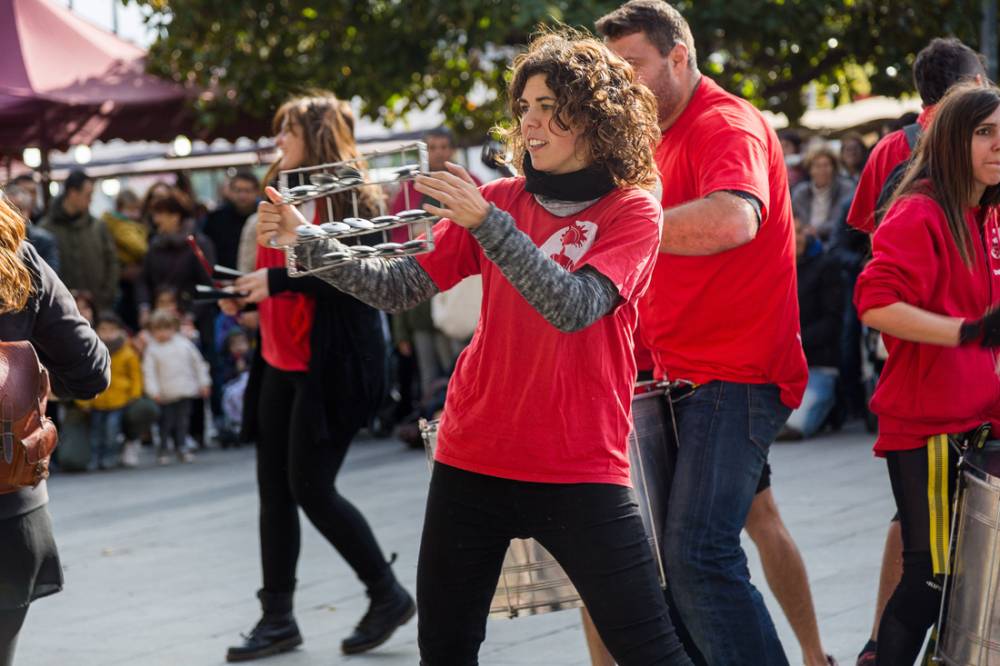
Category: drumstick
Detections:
[
  {"x1": 186, "y1": 235, "x2": 218, "y2": 288},
  {"x1": 194, "y1": 284, "x2": 248, "y2": 300},
  {"x1": 213, "y1": 265, "x2": 245, "y2": 279}
]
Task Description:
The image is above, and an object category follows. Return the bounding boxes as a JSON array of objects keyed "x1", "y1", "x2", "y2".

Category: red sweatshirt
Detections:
[
  {"x1": 847, "y1": 107, "x2": 934, "y2": 234},
  {"x1": 855, "y1": 192, "x2": 1000, "y2": 453}
]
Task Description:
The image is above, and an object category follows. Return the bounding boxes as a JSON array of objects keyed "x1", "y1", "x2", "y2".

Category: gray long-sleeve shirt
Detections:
[{"x1": 294, "y1": 202, "x2": 621, "y2": 332}]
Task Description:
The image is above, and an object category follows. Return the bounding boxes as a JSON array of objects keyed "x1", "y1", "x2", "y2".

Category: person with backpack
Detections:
[
  {"x1": 855, "y1": 82, "x2": 1000, "y2": 666},
  {"x1": 848, "y1": 39, "x2": 986, "y2": 236},
  {"x1": 844, "y1": 37, "x2": 987, "y2": 666},
  {"x1": 0, "y1": 195, "x2": 110, "y2": 665}
]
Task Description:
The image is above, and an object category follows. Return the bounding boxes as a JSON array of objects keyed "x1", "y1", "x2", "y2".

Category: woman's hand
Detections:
[
  {"x1": 235, "y1": 269, "x2": 270, "y2": 304},
  {"x1": 257, "y1": 186, "x2": 307, "y2": 247},
  {"x1": 414, "y1": 162, "x2": 490, "y2": 229}
]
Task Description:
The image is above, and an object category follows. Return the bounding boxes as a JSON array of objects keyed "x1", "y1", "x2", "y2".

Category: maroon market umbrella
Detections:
[{"x1": 0, "y1": 0, "x2": 266, "y2": 157}]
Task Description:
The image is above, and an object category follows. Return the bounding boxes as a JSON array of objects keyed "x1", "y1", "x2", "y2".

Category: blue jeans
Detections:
[
  {"x1": 785, "y1": 367, "x2": 838, "y2": 438},
  {"x1": 89, "y1": 408, "x2": 124, "y2": 469},
  {"x1": 663, "y1": 381, "x2": 791, "y2": 666}
]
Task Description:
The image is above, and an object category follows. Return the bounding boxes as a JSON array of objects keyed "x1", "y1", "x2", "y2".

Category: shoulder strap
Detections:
[{"x1": 902, "y1": 123, "x2": 922, "y2": 151}]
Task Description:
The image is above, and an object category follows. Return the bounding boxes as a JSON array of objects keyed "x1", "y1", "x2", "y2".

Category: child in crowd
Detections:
[
  {"x1": 142, "y1": 308, "x2": 211, "y2": 465},
  {"x1": 154, "y1": 287, "x2": 199, "y2": 342},
  {"x1": 77, "y1": 312, "x2": 143, "y2": 469},
  {"x1": 219, "y1": 328, "x2": 251, "y2": 445}
]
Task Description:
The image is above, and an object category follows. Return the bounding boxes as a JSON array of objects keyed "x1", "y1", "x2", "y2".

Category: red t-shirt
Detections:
[
  {"x1": 846, "y1": 107, "x2": 934, "y2": 234},
  {"x1": 416, "y1": 177, "x2": 662, "y2": 485},
  {"x1": 855, "y1": 193, "x2": 1000, "y2": 453},
  {"x1": 256, "y1": 203, "x2": 316, "y2": 372},
  {"x1": 639, "y1": 77, "x2": 807, "y2": 408}
]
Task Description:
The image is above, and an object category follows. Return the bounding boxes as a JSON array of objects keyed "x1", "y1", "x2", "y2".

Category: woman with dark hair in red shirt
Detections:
[
  {"x1": 257, "y1": 31, "x2": 693, "y2": 665},
  {"x1": 225, "y1": 93, "x2": 415, "y2": 662},
  {"x1": 855, "y1": 83, "x2": 1000, "y2": 665}
]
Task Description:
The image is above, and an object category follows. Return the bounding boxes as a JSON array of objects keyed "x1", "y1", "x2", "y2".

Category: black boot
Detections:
[
  {"x1": 226, "y1": 590, "x2": 303, "y2": 662},
  {"x1": 341, "y1": 569, "x2": 416, "y2": 654}
]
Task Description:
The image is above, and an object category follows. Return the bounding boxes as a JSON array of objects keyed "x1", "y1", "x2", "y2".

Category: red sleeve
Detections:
[
  {"x1": 846, "y1": 131, "x2": 910, "y2": 234},
  {"x1": 413, "y1": 180, "x2": 515, "y2": 290},
  {"x1": 695, "y1": 126, "x2": 771, "y2": 221},
  {"x1": 579, "y1": 190, "x2": 662, "y2": 303},
  {"x1": 414, "y1": 219, "x2": 482, "y2": 292},
  {"x1": 854, "y1": 195, "x2": 944, "y2": 315}
]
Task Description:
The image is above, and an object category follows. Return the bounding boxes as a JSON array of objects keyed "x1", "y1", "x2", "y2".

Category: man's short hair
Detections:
[
  {"x1": 595, "y1": 0, "x2": 696, "y2": 67},
  {"x1": 913, "y1": 38, "x2": 986, "y2": 107},
  {"x1": 11, "y1": 174, "x2": 34, "y2": 187},
  {"x1": 64, "y1": 169, "x2": 92, "y2": 193},
  {"x1": 230, "y1": 169, "x2": 260, "y2": 188},
  {"x1": 425, "y1": 127, "x2": 455, "y2": 147}
]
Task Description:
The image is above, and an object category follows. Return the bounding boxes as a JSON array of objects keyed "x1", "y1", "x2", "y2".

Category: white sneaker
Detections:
[
  {"x1": 156, "y1": 455, "x2": 171, "y2": 466},
  {"x1": 120, "y1": 441, "x2": 140, "y2": 468},
  {"x1": 179, "y1": 451, "x2": 195, "y2": 464}
]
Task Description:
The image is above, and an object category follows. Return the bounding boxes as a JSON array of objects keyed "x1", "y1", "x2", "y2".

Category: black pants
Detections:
[
  {"x1": 158, "y1": 399, "x2": 192, "y2": 454},
  {"x1": 417, "y1": 463, "x2": 692, "y2": 666},
  {"x1": 256, "y1": 364, "x2": 389, "y2": 595},
  {"x1": 0, "y1": 607, "x2": 27, "y2": 666},
  {"x1": 877, "y1": 438, "x2": 957, "y2": 665}
]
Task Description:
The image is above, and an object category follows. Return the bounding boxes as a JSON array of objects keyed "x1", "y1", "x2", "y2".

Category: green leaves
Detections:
[{"x1": 132, "y1": 0, "x2": 991, "y2": 138}]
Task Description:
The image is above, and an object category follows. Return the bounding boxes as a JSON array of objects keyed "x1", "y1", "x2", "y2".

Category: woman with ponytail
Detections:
[{"x1": 0, "y1": 194, "x2": 109, "y2": 665}]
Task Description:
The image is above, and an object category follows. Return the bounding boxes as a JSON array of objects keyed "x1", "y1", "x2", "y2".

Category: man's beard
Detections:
[{"x1": 647, "y1": 68, "x2": 682, "y2": 127}]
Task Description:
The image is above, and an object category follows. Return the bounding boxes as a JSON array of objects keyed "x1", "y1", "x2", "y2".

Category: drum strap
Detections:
[{"x1": 926, "y1": 434, "x2": 951, "y2": 576}]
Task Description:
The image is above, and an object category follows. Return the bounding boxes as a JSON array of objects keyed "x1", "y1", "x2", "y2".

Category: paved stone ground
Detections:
[{"x1": 17, "y1": 422, "x2": 892, "y2": 665}]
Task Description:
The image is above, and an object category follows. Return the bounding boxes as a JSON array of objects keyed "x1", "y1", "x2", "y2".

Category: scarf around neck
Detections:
[{"x1": 522, "y1": 153, "x2": 616, "y2": 202}]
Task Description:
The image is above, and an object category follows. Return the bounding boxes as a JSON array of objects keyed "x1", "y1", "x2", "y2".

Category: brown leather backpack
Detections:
[{"x1": 0, "y1": 341, "x2": 58, "y2": 493}]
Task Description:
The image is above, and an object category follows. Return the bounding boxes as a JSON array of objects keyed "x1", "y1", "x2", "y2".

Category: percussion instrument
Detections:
[
  {"x1": 936, "y1": 441, "x2": 1000, "y2": 665},
  {"x1": 418, "y1": 380, "x2": 674, "y2": 618},
  {"x1": 274, "y1": 142, "x2": 439, "y2": 277}
]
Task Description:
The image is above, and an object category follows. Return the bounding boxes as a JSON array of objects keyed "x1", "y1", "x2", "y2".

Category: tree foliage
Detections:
[{"x1": 134, "y1": 0, "x2": 989, "y2": 139}]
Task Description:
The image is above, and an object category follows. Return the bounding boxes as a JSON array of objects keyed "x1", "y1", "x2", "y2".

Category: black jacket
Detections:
[
  {"x1": 137, "y1": 225, "x2": 216, "y2": 316},
  {"x1": 241, "y1": 268, "x2": 387, "y2": 442},
  {"x1": 38, "y1": 197, "x2": 118, "y2": 310},
  {"x1": 0, "y1": 243, "x2": 110, "y2": 519},
  {"x1": 797, "y1": 245, "x2": 843, "y2": 369}
]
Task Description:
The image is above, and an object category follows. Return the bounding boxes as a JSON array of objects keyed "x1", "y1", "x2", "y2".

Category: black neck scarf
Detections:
[{"x1": 522, "y1": 153, "x2": 616, "y2": 202}]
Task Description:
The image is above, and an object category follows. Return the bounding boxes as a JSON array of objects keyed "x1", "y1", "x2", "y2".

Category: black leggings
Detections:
[
  {"x1": 417, "y1": 463, "x2": 692, "y2": 666},
  {"x1": 877, "y1": 438, "x2": 957, "y2": 665},
  {"x1": 256, "y1": 363, "x2": 389, "y2": 595},
  {"x1": 0, "y1": 607, "x2": 27, "y2": 666}
]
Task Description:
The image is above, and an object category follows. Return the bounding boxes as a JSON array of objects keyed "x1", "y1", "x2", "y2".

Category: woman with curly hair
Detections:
[{"x1": 255, "y1": 31, "x2": 693, "y2": 665}]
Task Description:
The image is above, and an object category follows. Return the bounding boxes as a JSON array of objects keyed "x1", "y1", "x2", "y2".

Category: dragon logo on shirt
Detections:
[{"x1": 538, "y1": 221, "x2": 598, "y2": 270}]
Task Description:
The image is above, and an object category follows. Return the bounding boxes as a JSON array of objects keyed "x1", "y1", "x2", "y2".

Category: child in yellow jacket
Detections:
[{"x1": 78, "y1": 312, "x2": 143, "y2": 469}]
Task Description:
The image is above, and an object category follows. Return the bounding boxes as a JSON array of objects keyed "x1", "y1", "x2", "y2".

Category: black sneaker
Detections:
[{"x1": 341, "y1": 579, "x2": 416, "y2": 654}]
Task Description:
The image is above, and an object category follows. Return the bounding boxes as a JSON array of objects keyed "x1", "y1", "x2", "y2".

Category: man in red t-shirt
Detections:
[
  {"x1": 599, "y1": 3, "x2": 811, "y2": 665},
  {"x1": 847, "y1": 38, "x2": 986, "y2": 235},
  {"x1": 842, "y1": 37, "x2": 985, "y2": 666}
]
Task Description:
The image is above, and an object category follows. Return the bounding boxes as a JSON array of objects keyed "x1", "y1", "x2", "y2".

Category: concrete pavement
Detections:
[{"x1": 17, "y1": 422, "x2": 892, "y2": 665}]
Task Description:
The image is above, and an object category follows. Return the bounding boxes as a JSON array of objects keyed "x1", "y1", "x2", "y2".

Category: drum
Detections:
[
  {"x1": 938, "y1": 443, "x2": 1000, "y2": 665},
  {"x1": 419, "y1": 381, "x2": 673, "y2": 619}
]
